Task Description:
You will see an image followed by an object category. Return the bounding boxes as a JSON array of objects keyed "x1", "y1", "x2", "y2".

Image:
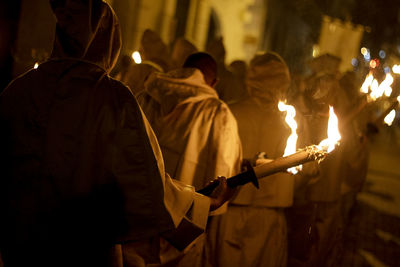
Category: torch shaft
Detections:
[{"x1": 197, "y1": 149, "x2": 319, "y2": 196}]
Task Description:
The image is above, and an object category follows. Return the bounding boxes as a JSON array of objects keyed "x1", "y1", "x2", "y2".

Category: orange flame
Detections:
[
  {"x1": 278, "y1": 101, "x2": 302, "y2": 174},
  {"x1": 317, "y1": 106, "x2": 341, "y2": 153}
]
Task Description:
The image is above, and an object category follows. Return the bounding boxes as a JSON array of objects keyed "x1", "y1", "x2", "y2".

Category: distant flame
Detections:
[
  {"x1": 278, "y1": 101, "x2": 302, "y2": 174},
  {"x1": 384, "y1": 109, "x2": 396, "y2": 126},
  {"x1": 377, "y1": 73, "x2": 393, "y2": 98},
  {"x1": 317, "y1": 106, "x2": 341, "y2": 153},
  {"x1": 34, "y1": 62, "x2": 39, "y2": 69},
  {"x1": 131, "y1": 51, "x2": 142, "y2": 64},
  {"x1": 360, "y1": 72, "x2": 373, "y2": 94},
  {"x1": 360, "y1": 72, "x2": 393, "y2": 100}
]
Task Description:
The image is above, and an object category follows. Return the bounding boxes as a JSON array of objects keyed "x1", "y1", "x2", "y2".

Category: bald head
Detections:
[{"x1": 183, "y1": 52, "x2": 218, "y2": 87}]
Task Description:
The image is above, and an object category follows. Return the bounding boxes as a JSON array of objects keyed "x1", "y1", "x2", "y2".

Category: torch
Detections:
[{"x1": 197, "y1": 106, "x2": 341, "y2": 196}]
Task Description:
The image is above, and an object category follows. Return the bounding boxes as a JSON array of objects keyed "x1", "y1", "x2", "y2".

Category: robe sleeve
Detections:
[{"x1": 137, "y1": 104, "x2": 211, "y2": 248}]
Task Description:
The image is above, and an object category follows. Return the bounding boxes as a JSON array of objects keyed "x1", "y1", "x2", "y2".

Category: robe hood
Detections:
[
  {"x1": 246, "y1": 52, "x2": 291, "y2": 105},
  {"x1": 144, "y1": 68, "x2": 219, "y2": 115},
  {"x1": 50, "y1": 0, "x2": 121, "y2": 73}
]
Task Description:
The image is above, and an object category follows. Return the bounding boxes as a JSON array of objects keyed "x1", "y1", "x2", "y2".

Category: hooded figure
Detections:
[
  {"x1": 120, "y1": 29, "x2": 170, "y2": 96},
  {"x1": 138, "y1": 52, "x2": 241, "y2": 266},
  {"x1": 0, "y1": 2, "x2": 231, "y2": 266},
  {"x1": 170, "y1": 37, "x2": 198, "y2": 69},
  {"x1": 207, "y1": 52, "x2": 295, "y2": 267},
  {"x1": 206, "y1": 38, "x2": 245, "y2": 104}
]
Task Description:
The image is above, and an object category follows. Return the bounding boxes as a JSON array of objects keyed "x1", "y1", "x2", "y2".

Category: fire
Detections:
[
  {"x1": 317, "y1": 106, "x2": 341, "y2": 153},
  {"x1": 34, "y1": 62, "x2": 39, "y2": 69},
  {"x1": 360, "y1": 72, "x2": 373, "y2": 93},
  {"x1": 384, "y1": 109, "x2": 396, "y2": 126},
  {"x1": 131, "y1": 51, "x2": 142, "y2": 64},
  {"x1": 360, "y1": 72, "x2": 393, "y2": 100},
  {"x1": 278, "y1": 101, "x2": 302, "y2": 174}
]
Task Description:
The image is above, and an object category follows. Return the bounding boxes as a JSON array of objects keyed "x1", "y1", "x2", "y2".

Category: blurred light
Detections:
[
  {"x1": 393, "y1": 64, "x2": 400, "y2": 74},
  {"x1": 131, "y1": 51, "x2": 142, "y2": 64},
  {"x1": 312, "y1": 45, "x2": 320, "y2": 58},
  {"x1": 34, "y1": 62, "x2": 39, "y2": 69},
  {"x1": 398, "y1": 96, "x2": 400, "y2": 103},
  {"x1": 379, "y1": 50, "x2": 386, "y2": 59},
  {"x1": 360, "y1": 72, "x2": 373, "y2": 93},
  {"x1": 384, "y1": 66, "x2": 391, "y2": 73},
  {"x1": 369, "y1": 60, "x2": 377, "y2": 68},
  {"x1": 384, "y1": 109, "x2": 396, "y2": 126},
  {"x1": 364, "y1": 52, "x2": 371, "y2": 61},
  {"x1": 351, "y1": 58, "x2": 358, "y2": 67},
  {"x1": 361, "y1": 47, "x2": 368, "y2": 55}
]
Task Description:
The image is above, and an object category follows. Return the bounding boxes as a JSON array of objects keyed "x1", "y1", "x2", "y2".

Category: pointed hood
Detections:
[
  {"x1": 246, "y1": 52, "x2": 291, "y2": 105},
  {"x1": 144, "y1": 68, "x2": 218, "y2": 116},
  {"x1": 50, "y1": 0, "x2": 121, "y2": 73}
]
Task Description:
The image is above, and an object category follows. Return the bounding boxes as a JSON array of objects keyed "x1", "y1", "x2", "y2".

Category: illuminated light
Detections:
[
  {"x1": 380, "y1": 73, "x2": 394, "y2": 97},
  {"x1": 393, "y1": 65, "x2": 400, "y2": 74},
  {"x1": 384, "y1": 66, "x2": 390, "y2": 73},
  {"x1": 361, "y1": 47, "x2": 368, "y2": 55},
  {"x1": 34, "y1": 62, "x2": 39, "y2": 69},
  {"x1": 379, "y1": 50, "x2": 386, "y2": 59},
  {"x1": 131, "y1": 51, "x2": 142, "y2": 64},
  {"x1": 360, "y1": 72, "x2": 373, "y2": 94},
  {"x1": 278, "y1": 101, "x2": 302, "y2": 174},
  {"x1": 312, "y1": 45, "x2": 320, "y2": 58},
  {"x1": 317, "y1": 106, "x2": 341, "y2": 153},
  {"x1": 384, "y1": 109, "x2": 396, "y2": 126},
  {"x1": 351, "y1": 58, "x2": 358, "y2": 67},
  {"x1": 364, "y1": 53, "x2": 371, "y2": 61},
  {"x1": 398, "y1": 96, "x2": 400, "y2": 103},
  {"x1": 369, "y1": 60, "x2": 377, "y2": 68}
]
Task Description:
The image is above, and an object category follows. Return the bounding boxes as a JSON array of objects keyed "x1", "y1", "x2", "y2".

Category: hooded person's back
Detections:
[
  {"x1": 0, "y1": 1, "x2": 213, "y2": 266},
  {"x1": 138, "y1": 63, "x2": 241, "y2": 192}
]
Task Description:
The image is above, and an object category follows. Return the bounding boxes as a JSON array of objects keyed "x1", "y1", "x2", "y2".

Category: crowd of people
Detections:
[{"x1": 1, "y1": 1, "x2": 373, "y2": 266}]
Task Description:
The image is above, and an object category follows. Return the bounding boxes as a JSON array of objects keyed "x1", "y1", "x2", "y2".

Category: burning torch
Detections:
[{"x1": 197, "y1": 105, "x2": 341, "y2": 196}]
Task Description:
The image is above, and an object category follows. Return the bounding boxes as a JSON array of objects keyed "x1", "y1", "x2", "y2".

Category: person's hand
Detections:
[{"x1": 207, "y1": 176, "x2": 236, "y2": 211}]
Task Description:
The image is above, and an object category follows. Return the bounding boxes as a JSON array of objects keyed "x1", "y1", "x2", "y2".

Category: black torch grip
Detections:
[{"x1": 196, "y1": 166, "x2": 258, "y2": 196}]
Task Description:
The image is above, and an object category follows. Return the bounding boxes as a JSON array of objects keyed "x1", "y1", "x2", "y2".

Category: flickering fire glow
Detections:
[
  {"x1": 317, "y1": 106, "x2": 341, "y2": 153},
  {"x1": 131, "y1": 51, "x2": 142, "y2": 64},
  {"x1": 278, "y1": 101, "x2": 302, "y2": 174},
  {"x1": 360, "y1": 72, "x2": 394, "y2": 100},
  {"x1": 384, "y1": 109, "x2": 396, "y2": 126}
]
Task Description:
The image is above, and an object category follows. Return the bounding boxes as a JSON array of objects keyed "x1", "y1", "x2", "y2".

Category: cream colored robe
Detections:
[
  {"x1": 0, "y1": 2, "x2": 210, "y2": 266},
  {"x1": 207, "y1": 97, "x2": 294, "y2": 267},
  {"x1": 138, "y1": 68, "x2": 242, "y2": 266}
]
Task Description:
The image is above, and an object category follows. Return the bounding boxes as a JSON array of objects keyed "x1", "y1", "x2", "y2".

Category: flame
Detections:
[
  {"x1": 380, "y1": 73, "x2": 394, "y2": 97},
  {"x1": 360, "y1": 72, "x2": 394, "y2": 100},
  {"x1": 360, "y1": 72, "x2": 373, "y2": 93},
  {"x1": 131, "y1": 51, "x2": 142, "y2": 64},
  {"x1": 34, "y1": 62, "x2": 39, "y2": 69},
  {"x1": 278, "y1": 101, "x2": 302, "y2": 174},
  {"x1": 397, "y1": 96, "x2": 400, "y2": 103},
  {"x1": 384, "y1": 109, "x2": 396, "y2": 126},
  {"x1": 317, "y1": 106, "x2": 341, "y2": 153},
  {"x1": 393, "y1": 65, "x2": 400, "y2": 74}
]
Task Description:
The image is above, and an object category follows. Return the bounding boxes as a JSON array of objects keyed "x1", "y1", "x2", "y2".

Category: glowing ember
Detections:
[
  {"x1": 360, "y1": 72, "x2": 373, "y2": 94},
  {"x1": 34, "y1": 62, "x2": 39, "y2": 69},
  {"x1": 317, "y1": 106, "x2": 341, "y2": 153},
  {"x1": 278, "y1": 101, "x2": 302, "y2": 174},
  {"x1": 131, "y1": 51, "x2": 142, "y2": 64},
  {"x1": 384, "y1": 109, "x2": 396, "y2": 126}
]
